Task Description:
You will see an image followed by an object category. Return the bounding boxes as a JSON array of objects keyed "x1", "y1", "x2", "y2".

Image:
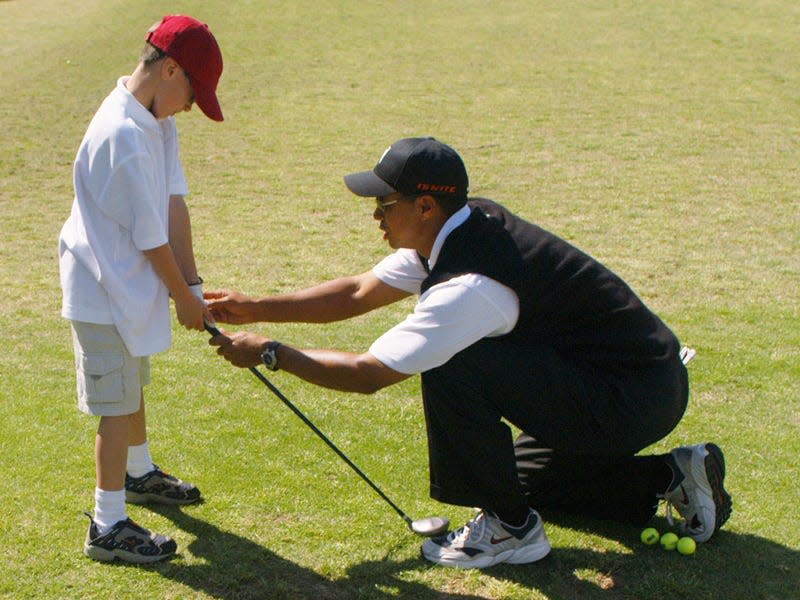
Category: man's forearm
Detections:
[
  {"x1": 208, "y1": 327, "x2": 409, "y2": 394},
  {"x1": 276, "y1": 346, "x2": 408, "y2": 394},
  {"x1": 207, "y1": 272, "x2": 409, "y2": 326},
  {"x1": 251, "y1": 275, "x2": 400, "y2": 323}
]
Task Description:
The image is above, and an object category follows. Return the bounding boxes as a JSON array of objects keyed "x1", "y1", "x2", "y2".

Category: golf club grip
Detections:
[
  {"x1": 203, "y1": 321, "x2": 409, "y2": 521},
  {"x1": 204, "y1": 321, "x2": 222, "y2": 336}
]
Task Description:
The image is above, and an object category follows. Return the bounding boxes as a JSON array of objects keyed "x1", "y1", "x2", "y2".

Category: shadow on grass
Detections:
[
  {"x1": 479, "y1": 511, "x2": 798, "y2": 599},
  {"x1": 143, "y1": 504, "x2": 486, "y2": 600},
  {"x1": 131, "y1": 506, "x2": 796, "y2": 600}
]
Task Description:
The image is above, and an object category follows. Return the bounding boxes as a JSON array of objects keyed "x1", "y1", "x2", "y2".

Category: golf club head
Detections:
[{"x1": 410, "y1": 516, "x2": 449, "y2": 537}]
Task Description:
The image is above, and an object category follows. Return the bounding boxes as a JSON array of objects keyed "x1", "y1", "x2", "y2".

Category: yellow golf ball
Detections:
[
  {"x1": 640, "y1": 527, "x2": 660, "y2": 545},
  {"x1": 677, "y1": 536, "x2": 697, "y2": 555},
  {"x1": 660, "y1": 532, "x2": 679, "y2": 551}
]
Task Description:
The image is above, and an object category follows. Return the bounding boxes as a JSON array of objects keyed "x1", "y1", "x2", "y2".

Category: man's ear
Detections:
[{"x1": 416, "y1": 194, "x2": 437, "y2": 219}]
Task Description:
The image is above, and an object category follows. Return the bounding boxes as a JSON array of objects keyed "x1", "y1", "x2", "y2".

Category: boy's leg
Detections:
[
  {"x1": 125, "y1": 391, "x2": 156, "y2": 478},
  {"x1": 127, "y1": 392, "x2": 147, "y2": 447},
  {"x1": 96, "y1": 415, "x2": 129, "y2": 491},
  {"x1": 71, "y1": 321, "x2": 145, "y2": 502},
  {"x1": 124, "y1": 390, "x2": 202, "y2": 506},
  {"x1": 94, "y1": 415, "x2": 129, "y2": 531},
  {"x1": 71, "y1": 321, "x2": 176, "y2": 563}
]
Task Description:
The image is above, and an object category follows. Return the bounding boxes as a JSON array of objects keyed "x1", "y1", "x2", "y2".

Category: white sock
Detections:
[
  {"x1": 94, "y1": 488, "x2": 127, "y2": 534},
  {"x1": 126, "y1": 441, "x2": 154, "y2": 478}
]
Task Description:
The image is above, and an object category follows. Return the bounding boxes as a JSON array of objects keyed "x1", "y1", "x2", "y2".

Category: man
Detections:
[{"x1": 206, "y1": 137, "x2": 731, "y2": 569}]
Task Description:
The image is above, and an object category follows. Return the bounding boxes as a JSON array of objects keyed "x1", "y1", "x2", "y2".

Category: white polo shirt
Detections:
[
  {"x1": 369, "y1": 205, "x2": 520, "y2": 374},
  {"x1": 59, "y1": 77, "x2": 188, "y2": 357}
]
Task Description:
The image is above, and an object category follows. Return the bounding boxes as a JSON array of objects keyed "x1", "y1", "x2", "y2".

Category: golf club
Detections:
[{"x1": 204, "y1": 322, "x2": 449, "y2": 537}]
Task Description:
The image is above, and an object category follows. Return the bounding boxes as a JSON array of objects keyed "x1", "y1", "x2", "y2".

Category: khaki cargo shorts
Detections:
[{"x1": 70, "y1": 321, "x2": 150, "y2": 416}]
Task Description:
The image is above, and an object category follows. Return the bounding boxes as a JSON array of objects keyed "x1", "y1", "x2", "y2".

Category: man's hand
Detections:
[
  {"x1": 204, "y1": 289, "x2": 260, "y2": 324},
  {"x1": 208, "y1": 328, "x2": 269, "y2": 368}
]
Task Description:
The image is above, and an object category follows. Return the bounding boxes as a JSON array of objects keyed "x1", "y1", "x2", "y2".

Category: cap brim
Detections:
[
  {"x1": 344, "y1": 170, "x2": 397, "y2": 197},
  {"x1": 195, "y1": 86, "x2": 223, "y2": 122}
]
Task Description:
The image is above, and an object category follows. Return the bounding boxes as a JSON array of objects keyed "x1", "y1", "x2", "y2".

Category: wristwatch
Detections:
[{"x1": 260, "y1": 341, "x2": 282, "y2": 371}]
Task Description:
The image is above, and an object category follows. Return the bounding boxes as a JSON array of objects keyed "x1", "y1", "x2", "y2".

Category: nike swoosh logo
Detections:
[{"x1": 491, "y1": 535, "x2": 513, "y2": 544}]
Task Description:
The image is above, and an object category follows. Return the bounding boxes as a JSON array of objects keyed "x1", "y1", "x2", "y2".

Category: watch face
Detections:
[{"x1": 262, "y1": 344, "x2": 279, "y2": 370}]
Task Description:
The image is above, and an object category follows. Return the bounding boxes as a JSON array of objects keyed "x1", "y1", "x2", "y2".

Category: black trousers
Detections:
[{"x1": 420, "y1": 337, "x2": 688, "y2": 525}]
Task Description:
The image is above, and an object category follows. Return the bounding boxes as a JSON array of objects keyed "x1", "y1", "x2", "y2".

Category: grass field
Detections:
[{"x1": 1, "y1": 1, "x2": 798, "y2": 598}]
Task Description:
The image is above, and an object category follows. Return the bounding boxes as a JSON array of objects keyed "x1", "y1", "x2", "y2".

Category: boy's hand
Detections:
[
  {"x1": 204, "y1": 289, "x2": 257, "y2": 324},
  {"x1": 143, "y1": 243, "x2": 211, "y2": 331},
  {"x1": 174, "y1": 292, "x2": 208, "y2": 331}
]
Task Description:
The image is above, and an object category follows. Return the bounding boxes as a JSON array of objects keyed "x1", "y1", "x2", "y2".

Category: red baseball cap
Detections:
[{"x1": 147, "y1": 15, "x2": 224, "y2": 121}]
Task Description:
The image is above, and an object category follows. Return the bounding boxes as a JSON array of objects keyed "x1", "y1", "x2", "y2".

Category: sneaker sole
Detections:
[
  {"x1": 422, "y1": 537, "x2": 551, "y2": 569},
  {"x1": 703, "y1": 443, "x2": 732, "y2": 534},
  {"x1": 84, "y1": 543, "x2": 175, "y2": 564},
  {"x1": 125, "y1": 490, "x2": 201, "y2": 505},
  {"x1": 680, "y1": 443, "x2": 731, "y2": 542},
  {"x1": 502, "y1": 538, "x2": 552, "y2": 565}
]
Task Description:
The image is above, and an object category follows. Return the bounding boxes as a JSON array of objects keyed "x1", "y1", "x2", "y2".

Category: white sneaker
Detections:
[
  {"x1": 664, "y1": 443, "x2": 732, "y2": 542},
  {"x1": 421, "y1": 509, "x2": 551, "y2": 569}
]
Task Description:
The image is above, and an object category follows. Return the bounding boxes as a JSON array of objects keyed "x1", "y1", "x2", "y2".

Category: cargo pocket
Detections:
[{"x1": 77, "y1": 353, "x2": 125, "y2": 405}]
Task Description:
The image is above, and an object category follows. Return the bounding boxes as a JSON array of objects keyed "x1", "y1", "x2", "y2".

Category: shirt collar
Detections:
[{"x1": 427, "y1": 203, "x2": 471, "y2": 269}]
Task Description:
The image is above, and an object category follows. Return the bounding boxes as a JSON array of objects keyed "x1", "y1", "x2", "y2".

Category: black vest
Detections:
[{"x1": 420, "y1": 198, "x2": 680, "y2": 369}]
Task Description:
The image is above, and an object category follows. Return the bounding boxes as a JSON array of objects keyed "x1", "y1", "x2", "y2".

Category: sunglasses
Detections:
[
  {"x1": 375, "y1": 194, "x2": 422, "y2": 212},
  {"x1": 375, "y1": 197, "x2": 399, "y2": 211}
]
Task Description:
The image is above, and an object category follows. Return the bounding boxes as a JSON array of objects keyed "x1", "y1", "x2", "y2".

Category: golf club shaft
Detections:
[{"x1": 205, "y1": 322, "x2": 414, "y2": 528}]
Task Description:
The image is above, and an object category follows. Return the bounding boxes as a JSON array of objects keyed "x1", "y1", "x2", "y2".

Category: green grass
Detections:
[{"x1": 1, "y1": 0, "x2": 798, "y2": 598}]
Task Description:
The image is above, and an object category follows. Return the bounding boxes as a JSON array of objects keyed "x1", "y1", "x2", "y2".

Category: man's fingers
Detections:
[
  {"x1": 203, "y1": 288, "x2": 231, "y2": 300},
  {"x1": 208, "y1": 332, "x2": 230, "y2": 346}
]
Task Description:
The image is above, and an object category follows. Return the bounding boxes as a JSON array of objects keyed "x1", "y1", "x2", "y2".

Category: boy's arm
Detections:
[
  {"x1": 143, "y1": 243, "x2": 207, "y2": 330},
  {"x1": 168, "y1": 194, "x2": 201, "y2": 284}
]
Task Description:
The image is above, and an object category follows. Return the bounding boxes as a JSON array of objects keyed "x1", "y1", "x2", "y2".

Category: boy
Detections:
[{"x1": 59, "y1": 15, "x2": 224, "y2": 563}]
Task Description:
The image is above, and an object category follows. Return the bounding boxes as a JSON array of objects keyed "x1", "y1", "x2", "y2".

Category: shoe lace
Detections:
[
  {"x1": 446, "y1": 511, "x2": 486, "y2": 545},
  {"x1": 662, "y1": 493, "x2": 694, "y2": 533},
  {"x1": 660, "y1": 474, "x2": 686, "y2": 532},
  {"x1": 664, "y1": 500, "x2": 676, "y2": 529},
  {"x1": 122, "y1": 518, "x2": 170, "y2": 546}
]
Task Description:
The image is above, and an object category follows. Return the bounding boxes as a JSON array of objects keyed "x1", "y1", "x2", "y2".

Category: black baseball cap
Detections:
[{"x1": 344, "y1": 137, "x2": 469, "y2": 199}]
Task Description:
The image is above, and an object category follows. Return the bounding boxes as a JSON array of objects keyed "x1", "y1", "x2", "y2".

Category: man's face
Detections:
[{"x1": 373, "y1": 192, "x2": 422, "y2": 250}]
